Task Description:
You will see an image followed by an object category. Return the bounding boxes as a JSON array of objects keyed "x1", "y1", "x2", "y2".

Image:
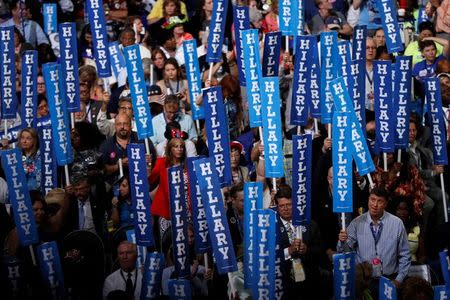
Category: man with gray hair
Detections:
[{"x1": 103, "y1": 241, "x2": 142, "y2": 299}]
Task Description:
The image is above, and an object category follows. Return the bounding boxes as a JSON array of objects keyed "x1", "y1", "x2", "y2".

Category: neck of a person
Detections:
[
  {"x1": 116, "y1": 136, "x2": 130, "y2": 148},
  {"x1": 122, "y1": 266, "x2": 135, "y2": 273},
  {"x1": 370, "y1": 212, "x2": 383, "y2": 224},
  {"x1": 366, "y1": 60, "x2": 373, "y2": 70},
  {"x1": 319, "y1": 9, "x2": 330, "y2": 19}
]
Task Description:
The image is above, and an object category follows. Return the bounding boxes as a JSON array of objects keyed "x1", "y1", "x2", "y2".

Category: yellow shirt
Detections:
[{"x1": 146, "y1": 0, "x2": 188, "y2": 22}]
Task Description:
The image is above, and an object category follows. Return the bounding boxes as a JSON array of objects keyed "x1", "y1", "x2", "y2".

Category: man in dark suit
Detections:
[
  {"x1": 64, "y1": 175, "x2": 107, "y2": 239},
  {"x1": 79, "y1": 82, "x2": 103, "y2": 126},
  {"x1": 274, "y1": 184, "x2": 328, "y2": 299}
]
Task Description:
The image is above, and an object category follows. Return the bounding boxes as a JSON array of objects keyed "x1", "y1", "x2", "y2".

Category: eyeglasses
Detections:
[
  {"x1": 277, "y1": 204, "x2": 291, "y2": 209},
  {"x1": 366, "y1": 46, "x2": 377, "y2": 50},
  {"x1": 119, "y1": 106, "x2": 133, "y2": 111}
]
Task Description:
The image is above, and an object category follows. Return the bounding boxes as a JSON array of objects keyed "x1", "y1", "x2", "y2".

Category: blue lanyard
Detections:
[{"x1": 370, "y1": 222, "x2": 383, "y2": 255}]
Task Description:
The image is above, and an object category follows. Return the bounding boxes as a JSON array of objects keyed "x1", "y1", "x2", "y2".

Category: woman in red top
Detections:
[{"x1": 148, "y1": 131, "x2": 188, "y2": 221}]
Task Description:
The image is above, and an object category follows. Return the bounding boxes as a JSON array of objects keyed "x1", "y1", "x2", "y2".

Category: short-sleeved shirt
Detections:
[{"x1": 412, "y1": 55, "x2": 446, "y2": 82}]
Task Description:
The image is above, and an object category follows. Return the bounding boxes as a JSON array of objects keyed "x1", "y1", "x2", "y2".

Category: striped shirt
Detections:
[{"x1": 337, "y1": 211, "x2": 411, "y2": 282}]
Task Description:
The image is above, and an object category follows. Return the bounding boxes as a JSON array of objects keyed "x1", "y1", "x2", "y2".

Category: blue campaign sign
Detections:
[
  {"x1": 332, "y1": 111, "x2": 353, "y2": 213},
  {"x1": 194, "y1": 157, "x2": 238, "y2": 274},
  {"x1": 1, "y1": 148, "x2": 39, "y2": 246},
  {"x1": 206, "y1": 0, "x2": 229, "y2": 63},
  {"x1": 141, "y1": 252, "x2": 165, "y2": 299},
  {"x1": 169, "y1": 165, "x2": 190, "y2": 278},
  {"x1": 379, "y1": 276, "x2": 397, "y2": 300},
  {"x1": 426, "y1": 78, "x2": 448, "y2": 166},
  {"x1": 124, "y1": 45, "x2": 153, "y2": 139},
  {"x1": 376, "y1": 0, "x2": 404, "y2": 53},
  {"x1": 203, "y1": 87, "x2": 232, "y2": 187},
  {"x1": 242, "y1": 29, "x2": 263, "y2": 127},
  {"x1": 186, "y1": 157, "x2": 210, "y2": 254},
  {"x1": 0, "y1": 26, "x2": 17, "y2": 119},
  {"x1": 320, "y1": 31, "x2": 338, "y2": 124},
  {"x1": 183, "y1": 39, "x2": 205, "y2": 120},
  {"x1": 168, "y1": 279, "x2": 192, "y2": 300},
  {"x1": 38, "y1": 124, "x2": 58, "y2": 195},
  {"x1": 43, "y1": 4, "x2": 57, "y2": 35},
  {"x1": 352, "y1": 26, "x2": 367, "y2": 61},
  {"x1": 374, "y1": 61, "x2": 395, "y2": 153},
  {"x1": 59, "y1": 23, "x2": 81, "y2": 113},
  {"x1": 291, "y1": 134, "x2": 312, "y2": 225},
  {"x1": 333, "y1": 252, "x2": 356, "y2": 300},
  {"x1": 21, "y1": 50, "x2": 38, "y2": 128},
  {"x1": 243, "y1": 181, "x2": 263, "y2": 288},
  {"x1": 433, "y1": 285, "x2": 449, "y2": 300},
  {"x1": 127, "y1": 144, "x2": 154, "y2": 247},
  {"x1": 108, "y1": 41, "x2": 126, "y2": 79},
  {"x1": 348, "y1": 59, "x2": 366, "y2": 133},
  {"x1": 393, "y1": 56, "x2": 412, "y2": 149},
  {"x1": 261, "y1": 77, "x2": 284, "y2": 178},
  {"x1": 262, "y1": 31, "x2": 282, "y2": 77},
  {"x1": 37, "y1": 241, "x2": 65, "y2": 298},
  {"x1": 440, "y1": 250, "x2": 450, "y2": 292},
  {"x1": 233, "y1": 6, "x2": 250, "y2": 84},
  {"x1": 42, "y1": 63, "x2": 74, "y2": 166},
  {"x1": 251, "y1": 209, "x2": 276, "y2": 299},
  {"x1": 86, "y1": 0, "x2": 111, "y2": 77}
]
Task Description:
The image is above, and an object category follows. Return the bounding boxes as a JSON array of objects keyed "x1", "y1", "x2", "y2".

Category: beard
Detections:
[{"x1": 118, "y1": 129, "x2": 130, "y2": 139}]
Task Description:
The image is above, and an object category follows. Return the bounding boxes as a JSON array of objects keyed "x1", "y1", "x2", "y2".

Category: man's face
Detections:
[
  {"x1": 79, "y1": 84, "x2": 90, "y2": 102},
  {"x1": 118, "y1": 243, "x2": 137, "y2": 272},
  {"x1": 374, "y1": 30, "x2": 386, "y2": 47},
  {"x1": 118, "y1": 101, "x2": 133, "y2": 118},
  {"x1": 232, "y1": 191, "x2": 244, "y2": 215},
  {"x1": 115, "y1": 114, "x2": 132, "y2": 139},
  {"x1": 422, "y1": 45, "x2": 437, "y2": 62},
  {"x1": 164, "y1": 103, "x2": 179, "y2": 121},
  {"x1": 366, "y1": 39, "x2": 377, "y2": 61},
  {"x1": 368, "y1": 194, "x2": 387, "y2": 220},
  {"x1": 120, "y1": 32, "x2": 135, "y2": 47},
  {"x1": 74, "y1": 180, "x2": 90, "y2": 201},
  {"x1": 277, "y1": 197, "x2": 292, "y2": 221}
]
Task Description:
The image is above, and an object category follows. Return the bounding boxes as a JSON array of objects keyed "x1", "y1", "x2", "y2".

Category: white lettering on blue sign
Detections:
[
  {"x1": 338, "y1": 257, "x2": 351, "y2": 298},
  {"x1": 130, "y1": 147, "x2": 148, "y2": 235},
  {"x1": 205, "y1": 90, "x2": 226, "y2": 177},
  {"x1": 427, "y1": 81, "x2": 444, "y2": 156},
  {"x1": 199, "y1": 161, "x2": 231, "y2": 260},
  {"x1": 23, "y1": 52, "x2": 35, "y2": 127},
  {"x1": 1, "y1": 28, "x2": 14, "y2": 112},
  {"x1": 294, "y1": 137, "x2": 308, "y2": 216}
]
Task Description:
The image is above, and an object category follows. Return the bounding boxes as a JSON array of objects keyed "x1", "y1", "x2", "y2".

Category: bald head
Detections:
[{"x1": 115, "y1": 113, "x2": 132, "y2": 140}]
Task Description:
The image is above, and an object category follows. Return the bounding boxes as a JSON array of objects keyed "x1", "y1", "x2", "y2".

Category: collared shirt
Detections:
[
  {"x1": 103, "y1": 268, "x2": 142, "y2": 299},
  {"x1": 0, "y1": 18, "x2": 49, "y2": 47},
  {"x1": 78, "y1": 198, "x2": 95, "y2": 233},
  {"x1": 150, "y1": 112, "x2": 198, "y2": 145},
  {"x1": 337, "y1": 211, "x2": 411, "y2": 282}
]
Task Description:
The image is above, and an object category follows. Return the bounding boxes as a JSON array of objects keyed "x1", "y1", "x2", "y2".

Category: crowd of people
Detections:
[{"x1": 0, "y1": 0, "x2": 449, "y2": 299}]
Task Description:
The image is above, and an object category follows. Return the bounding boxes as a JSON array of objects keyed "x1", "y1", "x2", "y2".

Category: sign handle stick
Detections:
[
  {"x1": 440, "y1": 173, "x2": 448, "y2": 222},
  {"x1": 272, "y1": 178, "x2": 277, "y2": 194},
  {"x1": 328, "y1": 124, "x2": 331, "y2": 139},
  {"x1": 208, "y1": 62, "x2": 214, "y2": 81},
  {"x1": 4, "y1": 119, "x2": 8, "y2": 138},
  {"x1": 144, "y1": 138, "x2": 151, "y2": 155},
  {"x1": 341, "y1": 213, "x2": 346, "y2": 231},
  {"x1": 259, "y1": 127, "x2": 264, "y2": 146},
  {"x1": 64, "y1": 164, "x2": 70, "y2": 186},
  {"x1": 228, "y1": 272, "x2": 236, "y2": 296},
  {"x1": 204, "y1": 253, "x2": 209, "y2": 270},
  {"x1": 314, "y1": 118, "x2": 319, "y2": 135},
  {"x1": 118, "y1": 158, "x2": 124, "y2": 178},
  {"x1": 367, "y1": 173, "x2": 375, "y2": 189},
  {"x1": 297, "y1": 127, "x2": 301, "y2": 135},
  {"x1": 70, "y1": 113, "x2": 75, "y2": 129},
  {"x1": 296, "y1": 226, "x2": 303, "y2": 240},
  {"x1": 285, "y1": 36, "x2": 289, "y2": 54},
  {"x1": 383, "y1": 152, "x2": 388, "y2": 172},
  {"x1": 397, "y1": 149, "x2": 402, "y2": 176},
  {"x1": 196, "y1": 120, "x2": 200, "y2": 135},
  {"x1": 29, "y1": 245, "x2": 36, "y2": 266},
  {"x1": 103, "y1": 78, "x2": 109, "y2": 94},
  {"x1": 150, "y1": 64, "x2": 154, "y2": 85}
]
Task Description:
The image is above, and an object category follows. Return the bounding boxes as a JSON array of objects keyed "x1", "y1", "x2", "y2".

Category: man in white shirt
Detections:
[{"x1": 103, "y1": 241, "x2": 142, "y2": 299}]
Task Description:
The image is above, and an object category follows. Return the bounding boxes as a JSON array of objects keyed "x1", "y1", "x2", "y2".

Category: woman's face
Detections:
[
  {"x1": 170, "y1": 139, "x2": 185, "y2": 160},
  {"x1": 119, "y1": 178, "x2": 130, "y2": 197},
  {"x1": 20, "y1": 131, "x2": 34, "y2": 151},
  {"x1": 164, "y1": 63, "x2": 177, "y2": 80},
  {"x1": 203, "y1": 0, "x2": 213, "y2": 12},
  {"x1": 37, "y1": 75, "x2": 46, "y2": 95},
  {"x1": 154, "y1": 53, "x2": 165, "y2": 69},
  {"x1": 37, "y1": 100, "x2": 49, "y2": 117},
  {"x1": 230, "y1": 149, "x2": 240, "y2": 168},
  {"x1": 33, "y1": 201, "x2": 45, "y2": 224},
  {"x1": 164, "y1": 1, "x2": 177, "y2": 16},
  {"x1": 85, "y1": 33, "x2": 93, "y2": 46},
  {"x1": 134, "y1": 18, "x2": 143, "y2": 33}
]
